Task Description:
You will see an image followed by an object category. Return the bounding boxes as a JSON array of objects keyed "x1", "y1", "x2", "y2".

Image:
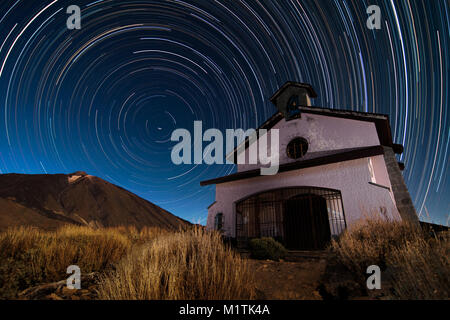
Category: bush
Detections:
[
  {"x1": 329, "y1": 219, "x2": 450, "y2": 299},
  {"x1": 387, "y1": 234, "x2": 449, "y2": 299},
  {"x1": 249, "y1": 237, "x2": 287, "y2": 261},
  {"x1": 97, "y1": 227, "x2": 255, "y2": 300},
  {"x1": 329, "y1": 219, "x2": 420, "y2": 274}
]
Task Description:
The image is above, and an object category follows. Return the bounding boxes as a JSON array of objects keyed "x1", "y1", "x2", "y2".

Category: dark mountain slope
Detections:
[{"x1": 0, "y1": 172, "x2": 189, "y2": 231}]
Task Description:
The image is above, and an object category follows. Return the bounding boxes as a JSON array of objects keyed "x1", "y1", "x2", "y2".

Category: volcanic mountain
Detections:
[{"x1": 0, "y1": 172, "x2": 190, "y2": 231}]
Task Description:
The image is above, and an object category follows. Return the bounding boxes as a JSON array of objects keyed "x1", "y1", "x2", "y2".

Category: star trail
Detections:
[{"x1": 0, "y1": 0, "x2": 448, "y2": 225}]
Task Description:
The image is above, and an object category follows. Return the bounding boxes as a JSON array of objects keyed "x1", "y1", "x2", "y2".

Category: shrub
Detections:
[
  {"x1": 329, "y1": 218, "x2": 450, "y2": 299},
  {"x1": 97, "y1": 227, "x2": 255, "y2": 300},
  {"x1": 329, "y1": 219, "x2": 420, "y2": 274},
  {"x1": 387, "y1": 234, "x2": 449, "y2": 299},
  {"x1": 249, "y1": 237, "x2": 287, "y2": 261}
]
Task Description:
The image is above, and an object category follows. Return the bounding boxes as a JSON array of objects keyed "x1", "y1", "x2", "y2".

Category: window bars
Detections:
[{"x1": 235, "y1": 187, "x2": 347, "y2": 249}]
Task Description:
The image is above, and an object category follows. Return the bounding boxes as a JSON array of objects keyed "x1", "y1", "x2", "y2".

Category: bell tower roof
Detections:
[
  {"x1": 270, "y1": 82, "x2": 318, "y2": 120},
  {"x1": 269, "y1": 81, "x2": 318, "y2": 104}
]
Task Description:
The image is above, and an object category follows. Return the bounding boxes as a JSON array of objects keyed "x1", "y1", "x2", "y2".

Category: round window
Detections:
[{"x1": 286, "y1": 137, "x2": 308, "y2": 159}]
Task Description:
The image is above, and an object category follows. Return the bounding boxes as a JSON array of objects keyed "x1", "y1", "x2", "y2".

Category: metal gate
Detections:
[{"x1": 235, "y1": 187, "x2": 346, "y2": 249}]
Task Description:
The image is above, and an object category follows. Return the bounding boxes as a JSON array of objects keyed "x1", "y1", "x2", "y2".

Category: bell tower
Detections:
[{"x1": 270, "y1": 82, "x2": 317, "y2": 120}]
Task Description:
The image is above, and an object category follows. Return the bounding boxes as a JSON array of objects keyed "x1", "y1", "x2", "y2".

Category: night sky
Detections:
[{"x1": 0, "y1": 0, "x2": 448, "y2": 225}]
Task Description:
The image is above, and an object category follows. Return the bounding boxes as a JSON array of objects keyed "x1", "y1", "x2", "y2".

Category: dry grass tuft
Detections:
[
  {"x1": 329, "y1": 218, "x2": 449, "y2": 299},
  {"x1": 0, "y1": 225, "x2": 132, "y2": 271},
  {"x1": 0, "y1": 225, "x2": 162, "y2": 298},
  {"x1": 1, "y1": 225, "x2": 253, "y2": 300},
  {"x1": 97, "y1": 227, "x2": 255, "y2": 300},
  {"x1": 387, "y1": 233, "x2": 449, "y2": 299},
  {"x1": 110, "y1": 225, "x2": 171, "y2": 245}
]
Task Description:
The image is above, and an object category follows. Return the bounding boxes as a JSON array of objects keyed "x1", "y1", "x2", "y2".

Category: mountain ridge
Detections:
[{"x1": 0, "y1": 172, "x2": 190, "y2": 231}]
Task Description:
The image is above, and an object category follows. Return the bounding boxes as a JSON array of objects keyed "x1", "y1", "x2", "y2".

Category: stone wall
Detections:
[{"x1": 382, "y1": 146, "x2": 419, "y2": 224}]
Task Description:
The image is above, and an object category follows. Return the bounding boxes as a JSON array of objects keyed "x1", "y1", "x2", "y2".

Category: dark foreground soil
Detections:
[{"x1": 250, "y1": 258, "x2": 327, "y2": 300}]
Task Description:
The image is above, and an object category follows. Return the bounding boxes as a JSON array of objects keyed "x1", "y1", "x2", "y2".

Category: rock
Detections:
[
  {"x1": 61, "y1": 286, "x2": 77, "y2": 297},
  {"x1": 70, "y1": 171, "x2": 87, "y2": 176},
  {"x1": 45, "y1": 293, "x2": 63, "y2": 300},
  {"x1": 18, "y1": 272, "x2": 100, "y2": 300}
]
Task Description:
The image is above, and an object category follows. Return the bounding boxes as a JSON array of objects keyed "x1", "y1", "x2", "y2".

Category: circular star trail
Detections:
[{"x1": 0, "y1": 0, "x2": 448, "y2": 224}]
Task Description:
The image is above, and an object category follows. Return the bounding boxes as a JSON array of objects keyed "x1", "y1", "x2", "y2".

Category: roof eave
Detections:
[{"x1": 200, "y1": 145, "x2": 385, "y2": 186}]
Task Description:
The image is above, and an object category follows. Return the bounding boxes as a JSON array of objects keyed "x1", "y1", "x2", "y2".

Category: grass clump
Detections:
[
  {"x1": 0, "y1": 225, "x2": 133, "y2": 298},
  {"x1": 97, "y1": 227, "x2": 255, "y2": 300},
  {"x1": 249, "y1": 237, "x2": 287, "y2": 261},
  {"x1": 329, "y1": 219, "x2": 449, "y2": 299}
]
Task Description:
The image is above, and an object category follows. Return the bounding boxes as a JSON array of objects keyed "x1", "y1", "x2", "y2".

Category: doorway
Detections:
[
  {"x1": 284, "y1": 194, "x2": 331, "y2": 250},
  {"x1": 235, "y1": 187, "x2": 345, "y2": 249}
]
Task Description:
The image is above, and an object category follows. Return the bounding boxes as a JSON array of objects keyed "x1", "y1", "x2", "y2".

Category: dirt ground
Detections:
[
  {"x1": 19, "y1": 256, "x2": 329, "y2": 300},
  {"x1": 249, "y1": 257, "x2": 327, "y2": 300}
]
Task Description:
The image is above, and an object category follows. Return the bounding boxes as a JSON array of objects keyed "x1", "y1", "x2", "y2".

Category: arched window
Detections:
[
  {"x1": 287, "y1": 137, "x2": 308, "y2": 159},
  {"x1": 214, "y1": 213, "x2": 223, "y2": 231}
]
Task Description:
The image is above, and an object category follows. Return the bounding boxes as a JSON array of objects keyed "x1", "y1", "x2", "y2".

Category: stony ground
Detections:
[{"x1": 250, "y1": 257, "x2": 327, "y2": 300}]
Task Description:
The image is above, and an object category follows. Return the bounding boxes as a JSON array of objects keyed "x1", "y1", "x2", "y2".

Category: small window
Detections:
[
  {"x1": 368, "y1": 158, "x2": 376, "y2": 183},
  {"x1": 214, "y1": 213, "x2": 223, "y2": 231},
  {"x1": 286, "y1": 137, "x2": 308, "y2": 159}
]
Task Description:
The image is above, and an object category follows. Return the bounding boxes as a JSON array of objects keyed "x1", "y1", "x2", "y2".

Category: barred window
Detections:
[
  {"x1": 214, "y1": 213, "x2": 223, "y2": 231},
  {"x1": 287, "y1": 137, "x2": 308, "y2": 159}
]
